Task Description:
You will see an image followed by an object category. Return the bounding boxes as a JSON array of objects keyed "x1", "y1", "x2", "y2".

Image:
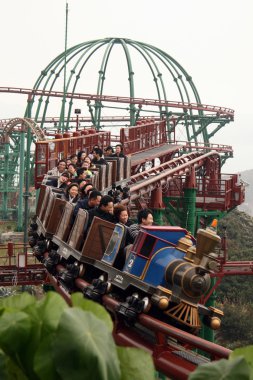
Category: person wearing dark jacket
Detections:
[
  {"x1": 92, "y1": 148, "x2": 108, "y2": 166},
  {"x1": 87, "y1": 195, "x2": 115, "y2": 229},
  {"x1": 73, "y1": 190, "x2": 102, "y2": 219}
]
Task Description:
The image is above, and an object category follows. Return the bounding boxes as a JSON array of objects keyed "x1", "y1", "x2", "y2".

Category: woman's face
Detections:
[
  {"x1": 81, "y1": 152, "x2": 87, "y2": 160},
  {"x1": 69, "y1": 186, "x2": 79, "y2": 197},
  {"x1": 119, "y1": 210, "x2": 128, "y2": 224}
]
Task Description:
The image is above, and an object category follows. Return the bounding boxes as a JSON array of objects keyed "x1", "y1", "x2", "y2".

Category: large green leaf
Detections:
[
  {"x1": 230, "y1": 346, "x2": 253, "y2": 380},
  {"x1": 33, "y1": 334, "x2": 61, "y2": 380},
  {"x1": 0, "y1": 293, "x2": 35, "y2": 312},
  {"x1": 18, "y1": 292, "x2": 67, "y2": 379},
  {"x1": 0, "y1": 348, "x2": 8, "y2": 380},
  {"x1": 189, "y1": 356, "x2": 251, "y2": 380},
  {"x1": 117, "y1": 346, "x2": 155, "y2": 380},
  {"x1": 0, "y1": 349, "x2": 28, "y2": 380},
  {"x1": 0, "y1": 311, "x2": 31, "y2": 357},
  {"x1": 71, "y1": 292, "x2": 113, "y2": 332},
  {"x1": 36, "y1": 291, "x2": 68, "y2": 336},
  {"x1": 53, "y1": 308, "x2": 121, "y2": 380}
]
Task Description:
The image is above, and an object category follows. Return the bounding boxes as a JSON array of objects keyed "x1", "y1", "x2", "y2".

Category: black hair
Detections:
[
  {"x1": 105, "y1": 145, "x2": 114, "y2": 152},
  {"x1": 115, "y1": 144, "x2": 123, "y2": 151},
  {"x1": 77, "y1": 150, "x2": 86, "y2": 160},
  {"x1": 61, "y1": 171, "x2": 70, "y2": 178},
  {"x1": 89, "y1": 190, "x2": 102, "y2": 200},
  {"x1": 69, "y1": 154, "x2": 78, "y2": 159},
  {"x1": 65, "y1": 182, "x2": 79, "y2": 195},
  {"x1": 57, "y1": 159, "x2": 66, "y2": 166},
  {"x1": 93, "y1": 148, "x2": 103, "y2": 157},
  {"x1": 82, "y1": 183, "x2": 94, "y2": 192},
  {"x1": 137, "y1": 208, "x2": 153, "y2": 224},
  {"x1": 99, "y1": 195, "x2": 114, "y2": 208},
  {"x1": 76, "y1": 167, "x2": 86, "y2": 177}
]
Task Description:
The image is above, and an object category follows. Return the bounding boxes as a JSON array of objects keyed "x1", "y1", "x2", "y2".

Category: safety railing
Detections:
[
  {"x1": 120, "y1": 120, "x2": 167, "y2": 155},
  {"x1": 35, "y1": 130, "x2": 111, "y2": 188}
]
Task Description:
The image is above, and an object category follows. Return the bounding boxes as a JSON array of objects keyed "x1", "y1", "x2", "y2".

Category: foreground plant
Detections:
[
  {"x1": 0, "y1": 292, "x2": 155, "y2": 380},
  {"x1": 189, "y1": 345, "x2": 253, "y2": 380}
]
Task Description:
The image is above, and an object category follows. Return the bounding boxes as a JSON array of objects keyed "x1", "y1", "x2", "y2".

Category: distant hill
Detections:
[{"x1": 238, "y1": 169, "x2": 253, "y2": 216}]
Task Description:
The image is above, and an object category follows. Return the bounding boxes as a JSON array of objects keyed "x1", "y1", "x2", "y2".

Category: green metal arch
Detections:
[{"x1": 29, "y1": 37, "x2": 210, "y2": 144}]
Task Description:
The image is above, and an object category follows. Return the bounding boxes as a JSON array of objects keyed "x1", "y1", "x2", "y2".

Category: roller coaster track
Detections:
[
  {"x1": 0, "y1": 87, "x2": 234, "y2": 117},
  {"x1": 124, "y1": 151, "x2": 220, "y2": 201},
  {"x1": 46, "y1": 271, "x2": 231, "y2": 380}
]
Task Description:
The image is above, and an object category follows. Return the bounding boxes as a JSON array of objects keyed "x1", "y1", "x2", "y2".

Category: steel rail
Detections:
[
  {"x1": 128, "y1": 151, "x2": 220, "y2": 200},
  {"x1": 0, "y1": 87, "x2": 234, "y2": 117},
  {"x1": 46, "y1": 270, "x2": 230, "y2": 379}
]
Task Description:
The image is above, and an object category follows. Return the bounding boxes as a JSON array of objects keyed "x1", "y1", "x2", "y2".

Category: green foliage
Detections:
[
  {"x1": 117, "y1": 347, "x2": 155, "y2": 380},
  {"x1": 216, "y1": 303, "x2": 253, "y2": 349},
  {"x1": 189, "y1": 356, "x2": 250, "y2": 380},
  {"x1": 214, "y1": 209, "x2": 253, "y2": 348},
  {"x1": 71, "y1": 292, "x2": 113, "y2": 332},
  {"x1": 190, "y1": 345, "x2": 253, "y2": 380},
  {"x1": 0, "y1": 291, "x2": 155, "y2": 380}
]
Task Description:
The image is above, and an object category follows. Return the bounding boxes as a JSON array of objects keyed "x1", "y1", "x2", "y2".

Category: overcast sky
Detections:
[{"x1": 0, "y1": 0, "x2": 252, "y2": 173}]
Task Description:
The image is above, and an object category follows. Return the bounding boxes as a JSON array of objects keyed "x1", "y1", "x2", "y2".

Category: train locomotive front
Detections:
[
  {"x1": 102, "y1": 223, "x2": 223, "y2": 331},
  {"x1": 30, "y1": 186, "x2": 223, "y2": 333}
]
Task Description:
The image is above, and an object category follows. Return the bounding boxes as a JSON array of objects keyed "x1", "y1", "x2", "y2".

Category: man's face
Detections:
[
  {"x1": 101, "y1": 202, "x2": 114, "y2": 214},
  {"x1": 89, "y1": 196, "x2": 102, "y2": 207},
  {"x1": 58, "y1": 162, "x2": 66, "y2": 173},
  {"x1": 142, "y1": 213, "x2": 153, "y2": 226},
  {"x1": 115, "y1": 146, "x2": 121, "y2": 154}
]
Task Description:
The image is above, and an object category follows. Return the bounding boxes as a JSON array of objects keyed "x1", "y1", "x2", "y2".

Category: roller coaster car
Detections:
[{"x1": 31, "y1": 185, "x2": 223, "y2": 332}]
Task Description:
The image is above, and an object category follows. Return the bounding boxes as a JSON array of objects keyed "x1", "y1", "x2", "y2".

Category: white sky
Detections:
[{"x1": 0, "y1": 0, "x2": 252, "y2": 173}]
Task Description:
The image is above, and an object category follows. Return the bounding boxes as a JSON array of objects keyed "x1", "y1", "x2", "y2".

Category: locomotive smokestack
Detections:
[{"x1": 195, "y1": 219, "x2": 221, "y2": 264}]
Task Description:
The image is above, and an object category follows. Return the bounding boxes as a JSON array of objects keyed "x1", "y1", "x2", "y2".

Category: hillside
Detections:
[
  {"x1": 239, "y1": 169, "x2": 253, "y2": 216},
  {"x1": 215, "y1": 209, "x2": 253, "y2": 349}
]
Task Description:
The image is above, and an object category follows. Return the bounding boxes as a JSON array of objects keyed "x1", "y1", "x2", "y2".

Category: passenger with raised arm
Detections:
[
  {"x1": 62, "y1": 183, "x2": 79, "y2": 205},
  {"x1": 127, "y1": 208, "x2": 154, "y2": 243},
  {"x1": 79, "y1": 183, "x2": 94, "y2": 199}
]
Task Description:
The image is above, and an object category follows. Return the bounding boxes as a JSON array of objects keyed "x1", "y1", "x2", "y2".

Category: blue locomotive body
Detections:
[{"x1": 123, "y1": 226, "x2": 194, "y2": 288}]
